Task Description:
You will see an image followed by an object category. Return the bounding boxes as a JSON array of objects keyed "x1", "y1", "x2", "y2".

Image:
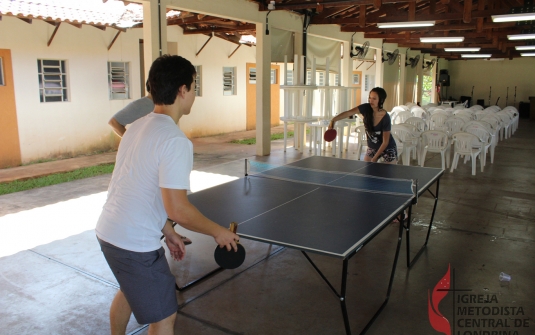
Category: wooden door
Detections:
[
  {"x1": 246, "y1": 63, "x2": 280, "y2": 130},
  {"x1": 0, "y1": 49, "x2": 22, "y2": 168}
]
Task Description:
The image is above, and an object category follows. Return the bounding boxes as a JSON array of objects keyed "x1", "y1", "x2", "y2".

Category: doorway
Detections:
[
  {"x1": 246, "y1": 63, "x2": 281, "y2": 130},
  {"x1": 0, "y1": 49, "x2": 22, "y2": 168}
]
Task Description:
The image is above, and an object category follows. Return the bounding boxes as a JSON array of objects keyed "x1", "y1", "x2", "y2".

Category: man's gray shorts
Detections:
[{"x1": 97, "y1": 237, "x2": 177, "y2": 324}]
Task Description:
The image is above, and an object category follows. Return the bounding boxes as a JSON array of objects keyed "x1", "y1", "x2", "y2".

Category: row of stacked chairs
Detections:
[{"x1": 352, "y1": 102, "x2": 518, "y2": 175}]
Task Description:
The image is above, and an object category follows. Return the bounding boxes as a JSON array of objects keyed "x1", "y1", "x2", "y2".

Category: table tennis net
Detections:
[{"x1": 247, "y1": 160, "x2": 417, "y2": 198}]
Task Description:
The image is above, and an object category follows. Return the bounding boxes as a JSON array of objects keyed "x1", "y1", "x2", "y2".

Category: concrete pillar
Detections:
[
  {"x1": 375, "y1": 50, "x2": 383, "y2": 88},
  {"x1": 342, "y1": 41, "x2": 351, "y2": 87},
  {"x1": 255, "y1": 21, "x2": 271, "y2": 156},
  {"x1": 399, "y1": 52, "x2": 406, "y2": 106},
  {"x1": 142, "y1": 0, "x2": 168, "y2": 79}
]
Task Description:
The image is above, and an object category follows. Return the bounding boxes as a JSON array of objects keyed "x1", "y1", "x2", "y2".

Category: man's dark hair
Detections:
[{"x1": 147, "y1": 55, "x2": 196, "y2": 105}]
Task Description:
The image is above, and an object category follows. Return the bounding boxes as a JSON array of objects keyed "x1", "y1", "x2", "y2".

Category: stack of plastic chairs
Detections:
[
  {"x1": 420, "y1": 130, "x2": 450, "y2": 170},
  {"x1": 450, "y1": 132, "x2": 483, "y2": 176},
  {"x1": 463, "y1": 122, "x2": 492, "y2": 169},
  {"x1": 391, "y1": 124, "x2": 420, "y2": 166},
  {"x1": 392, "y1": 110, "x2": 413, "y2": 124}
]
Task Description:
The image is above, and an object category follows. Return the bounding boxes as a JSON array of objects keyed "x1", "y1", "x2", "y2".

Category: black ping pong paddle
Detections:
[
  {"x1": 214, "y1": 222, "x2": 245, "y2": 269},
  {"x1": 324, "y1": 128, "x2": 337, "y2": 142}
]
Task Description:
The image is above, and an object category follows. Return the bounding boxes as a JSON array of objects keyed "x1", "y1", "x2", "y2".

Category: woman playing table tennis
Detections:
[{"x1": 328, "y1": 87, "x2": 397, "y2": 164}]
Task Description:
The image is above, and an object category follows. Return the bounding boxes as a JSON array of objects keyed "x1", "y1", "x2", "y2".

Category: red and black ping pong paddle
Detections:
[
  {"x1": 324, "y1": 128, "x2": 337, "y2": 142},
  {"x1": 214, "y1": 222, "x2": 245, "y2": 269}
]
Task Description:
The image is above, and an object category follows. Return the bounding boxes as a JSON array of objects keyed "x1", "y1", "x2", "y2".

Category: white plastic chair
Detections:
[
  {"x1": 477, "y1": 120, "x2": 498, "y2": 164},
  {"x1": 473, "y1": 111, "x2": 490, "y2": 120},
  {"x1": 430, "y1": 112, "x2": 450, "y2": 130},
  {"x1": 391, "y1": 125, "x2": 420, "y2": 166},
  {"x1": 463, "y1": 124, "x2": 492, "y2": 169},
  {"x1": 390, "y1": 106, "x2": 408, "y2": 121},
  {"x1": 353, "y1": 125, "x2": 368, "y2": 160},
  {"x1": 450, "y1": 132, "x2": 483, "y2": 176},
  {"x1": 411, "y1": 107, "x2": 429, "y2": 119},
  {"x1": 392, "y1": 110, "x2": 413, "y2": 124},
  {"x1": 496, "y1": 112, "x2": 513, "y2": 139},
  {"x1": 421, "y1": 130, "x2": 450, "y2": 170},
  {"x1": 405, "y1": 117, "x2": 427, "y2": 133},
  {"x1": 443, "y1": 117, "x2": 466, "y2": 137}
]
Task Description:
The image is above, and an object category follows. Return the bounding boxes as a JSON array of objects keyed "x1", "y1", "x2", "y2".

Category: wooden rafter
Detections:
[
  {"x1": 108, "y1": 31, "x2": 121, "y2": 50},
  {"x1": 228, "y1": 44, "x2": 242, "y2": 58},
  {"x1": 47, "y1": 22, "x2": 61, "y2": 47},
  {"x1": 196, "y1": 35, "x2": 213, "y2": 56}
]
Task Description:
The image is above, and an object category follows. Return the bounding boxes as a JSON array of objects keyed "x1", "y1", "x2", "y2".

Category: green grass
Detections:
[
  {"x1": 230, "y1": 131, "x2": 299, "y2": 145},
  {"x1": 0, "y1": 163, "x2": 115, "y2": 196}
]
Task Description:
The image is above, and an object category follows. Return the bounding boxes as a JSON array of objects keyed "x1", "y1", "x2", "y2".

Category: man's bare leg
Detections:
[
  {"x1": 148, "y1": 312, "x2": 176, "y2": 335},
  {"x1": 110, "y1": 290, "x2": 132, "y2": 335}
]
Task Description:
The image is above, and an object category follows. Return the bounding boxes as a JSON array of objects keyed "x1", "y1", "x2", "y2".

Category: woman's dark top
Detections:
[{"x1": 358, "y1": 103, "x2": 397, "y2": 151}]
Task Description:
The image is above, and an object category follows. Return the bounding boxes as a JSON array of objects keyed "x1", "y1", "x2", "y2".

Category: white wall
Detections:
[
  {"x1": 166, "y1": 26, "x2": 256, "y2": 137},
  {"x1": 446, "y1": 58, "x2": 535, "y2": 108},
  {"x1": 0, "y1": 16, "x2": 256, "y2": 163},
  {"x1": 1, "y1": 16, "x2": 144, "y2": 162}
]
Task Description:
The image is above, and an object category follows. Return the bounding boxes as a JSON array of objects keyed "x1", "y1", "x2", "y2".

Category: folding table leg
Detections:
[
  {"x1": 406, "y1": 178, "x2": 440, "y2": 268},
  {"x1": 302, "y1": 217, "x2": 404, "y2": 335}
]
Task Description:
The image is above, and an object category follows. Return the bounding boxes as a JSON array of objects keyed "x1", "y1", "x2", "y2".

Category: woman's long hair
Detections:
[{"x1": 363, "y1": 87, "x2": 388, "y2": 133}]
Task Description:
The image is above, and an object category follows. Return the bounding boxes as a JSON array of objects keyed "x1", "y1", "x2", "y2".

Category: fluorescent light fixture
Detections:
[
  {"x1": 515, "y1": 45, "x2": 535, "y2": 50},
  {"x1": 461, "y1": 54, "x2": 492, "y2": 58},
  {"x1": 492, "y1": 13, "x2": 535, "y2": 22},
  {"x1": 378, "y1": 21, "x2": 435, "y2": 28},
  {"x1": 521, "y1": 52, "x2": 535, "y2": 56},
  {"x1": 507, "y1": 33, "x2": 535, "y2": 40},
  {"x1": 420, "y1": 37, "x2": 464, "y2": 43},
  {"x1": 444, "y1": 47, "x2": 481, "y2": 52}
]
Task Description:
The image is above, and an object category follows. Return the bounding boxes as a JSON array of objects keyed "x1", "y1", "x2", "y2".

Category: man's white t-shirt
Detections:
[{"x1": 96, "y1": 113, "x2": 193, "y2": 252}]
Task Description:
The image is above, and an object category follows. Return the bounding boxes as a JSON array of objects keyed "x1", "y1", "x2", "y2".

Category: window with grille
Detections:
[
  {"x1": 271, "y1": 69, "x2": 277, "y2": 84},
  {"x1": 249, "y1": 68, "x2": 256, "y2": 84},
  {"x1": 334, "y1": 74, "x2": 340, "y2": 86},
  {"x1": 364, "y1": 74, "x2": 375, "y2": 91},
  {"x1": 286, "y1": 70, "x2": 293, "y2": 85},
  {"x1": 223, "y1": 67, "x2": 236, "y2": 96},
  {"x1": 318, "y1": 72, "x2": 325, "y2": 86},
  {"x1": 0, "y1": 58, "x2": 4, "y2": 86},
  {"x1": 306, "y1": 71, "x2": 311, "y2": 85},
  {"x1": 108, "y1": 62, "x2": 129, "y2": 100},
  {"x1": 38, "y1": 59, "x2": 68, "y2": 102},
  {"x1": 194, "y1": 65, "x2": 202, "y2": 96}
]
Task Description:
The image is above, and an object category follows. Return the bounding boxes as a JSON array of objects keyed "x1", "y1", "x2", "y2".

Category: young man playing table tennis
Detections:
[
  {"x1": 96, "y1": 55, "x2": 239, "y2": 335},
  {"x1": 328, "y1": 87, "x2": 397, "y2": 164}
]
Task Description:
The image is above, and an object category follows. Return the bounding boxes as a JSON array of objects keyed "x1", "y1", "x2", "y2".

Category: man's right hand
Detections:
[{"x1": 214, "y1": 227, "x2": 239, "y2": 252}]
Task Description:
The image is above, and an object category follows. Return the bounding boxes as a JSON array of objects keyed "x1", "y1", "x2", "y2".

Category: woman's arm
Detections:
[
  {"x1": 371, "y1": 130, "x2": 391, "y2": 162},
  {"x1": 328, "y1": 107, "x2": 360, "y2": 129}
]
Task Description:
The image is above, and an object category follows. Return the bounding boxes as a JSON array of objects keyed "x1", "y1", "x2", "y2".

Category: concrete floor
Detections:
[{"x1": 0, "y1": 122, "x2": 534, "y2": 335}]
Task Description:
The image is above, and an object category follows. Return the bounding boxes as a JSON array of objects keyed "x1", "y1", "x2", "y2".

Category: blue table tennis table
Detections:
[{"x1": 186, "y1": 156, "x2": 443, "y2": 335}]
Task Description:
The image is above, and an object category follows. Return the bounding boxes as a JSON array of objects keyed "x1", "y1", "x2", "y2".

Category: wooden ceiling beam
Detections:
[
  {"x1": 261, "y1": 0, "x2": 402, "y2": 11},
  {"x1": 408, "y1": 1, "x2": 416, "y2": 21},
  {"x1": 313, "y1": 5, "x2": 357, "y2": 19},
  {"x1": 181, "y1": 24, "x2": 256, "y2": 35},
  {"x1": 463, "y1": 0, "x2": 472, "y2": 23},
  {"x1": 359, "y1": 5, "x2": 366, "y2": 27},
  {"x1": 167, "y1": 15, "x2": 219, "y2": 25},
  {"x1": 376, "y1": 8, "x2": 508, "y2": 22}
]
